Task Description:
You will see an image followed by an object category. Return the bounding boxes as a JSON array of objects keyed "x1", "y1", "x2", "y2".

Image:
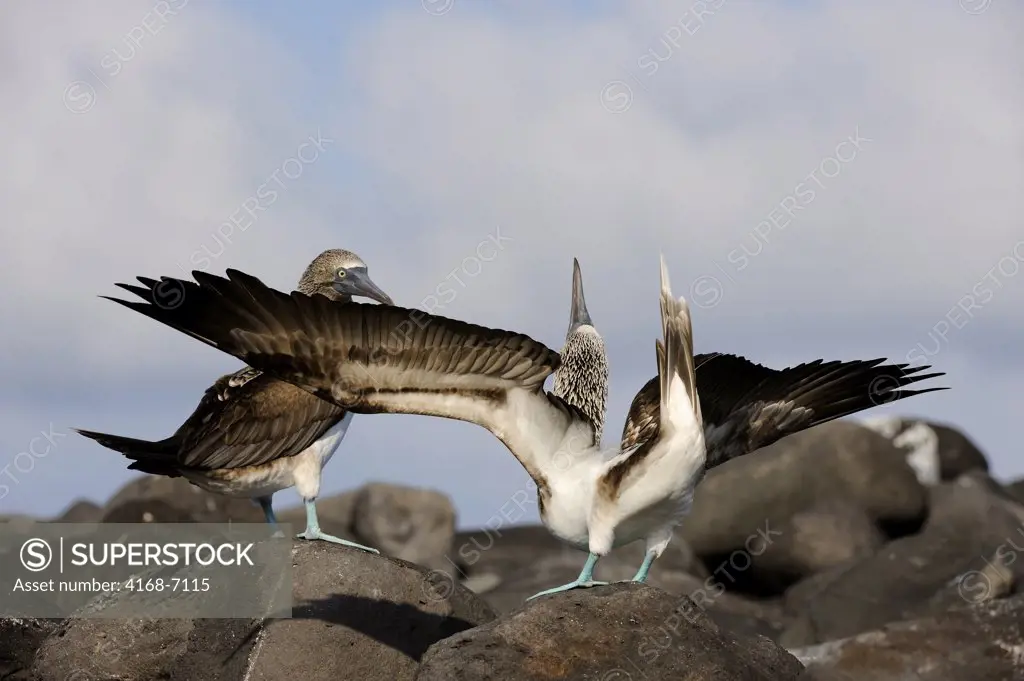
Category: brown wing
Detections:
[
  {"x1": 168, "y1": 369, "x2": 347, "y2": 470},
  {"x1": 103, "y1": 269, "x2": 583, "y2": 486},
  {"x1": 621, "y1": 353, "x2": 947, "y2": 470}
]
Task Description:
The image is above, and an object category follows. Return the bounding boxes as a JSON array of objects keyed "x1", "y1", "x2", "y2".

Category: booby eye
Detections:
[{"x1": 335, "y1": 268, "x2": 347, "y2": 279}]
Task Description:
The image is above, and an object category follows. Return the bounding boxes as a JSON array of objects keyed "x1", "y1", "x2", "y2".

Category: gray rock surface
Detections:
[
  {"x1": 781, "y1": 472, "x2": 1024, "y2": 647},
  {"x1": 1008, "y1": 477, "x2": 1024, "y2": 505},
  {"x1": 0, "y1": 617, "x2": 60, "y2": 680},
  {"x1": 30, "y1": 542, "x2": 496, "y2": 681},
  {"x1": 51, "y1": 499, "x2": 104, "y2": 523},
  {"x1": 415, "y1": 582, "x2": 805, "y2": 681},
  {"x1": 453, "y1": 524, "x2": 705, "y2": 600},
  {"x1": 277, "y1": 483, "x2": 458, "y2": 570},
  {"x1": 680, "y1": 421, "x2": 927, "y2": 563},
  {"x1": 751, "y1": 500, "x2": 885, "y2": 591},
  {"x1": 352, "y1": 482, "x2": 456, "y2": 571},
  {"x1": 792, "y1": 594, "x2": 1024, "y2": 680},
  {"x1": 103, "y1": 475, "x2": 265, "y2": 523}
]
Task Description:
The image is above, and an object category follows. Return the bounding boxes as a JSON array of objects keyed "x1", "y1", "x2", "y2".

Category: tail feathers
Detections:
[
  {"x1": 657, "y1": 255, "x2": 702, "y2": 428},
  {"x1": 74, "y1": 429, "x2": 182, "y2": 476}
]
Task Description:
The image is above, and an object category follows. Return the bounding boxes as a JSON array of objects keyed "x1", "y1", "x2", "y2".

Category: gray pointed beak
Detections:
[
  {"x1": 569, "y1": 257, "x2": 592, "y2": 333},
  {"x1": 335, "y1": 270, "x2": 394, "y2": 305}
]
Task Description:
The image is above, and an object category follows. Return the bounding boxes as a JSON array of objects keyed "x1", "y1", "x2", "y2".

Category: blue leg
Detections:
[
  {"x1": 526, "y1": 553, "x2": 608, "y2": 601},
  {"x1": 631, "y1": 550, "x2": 657, "y2": 583},
  {"x1": 297, "y1": 499, "x2": 379, "y2": 554},
  {"x1": 256, "y1": 496, "x2": 286, "y2": 539}
]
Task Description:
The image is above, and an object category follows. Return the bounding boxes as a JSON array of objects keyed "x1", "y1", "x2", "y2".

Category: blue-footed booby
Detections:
[
  {"x1": 96, "y1": 259, "x2": 949, "y2": 595},
  {"x1": 75, "y1": 249, "x2": 392, "y2": 552}
]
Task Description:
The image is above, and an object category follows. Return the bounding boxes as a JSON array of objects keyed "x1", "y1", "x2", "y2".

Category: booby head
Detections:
[
  {"x1": 568, "y1": 257, "x2": 593, "y2": 336},
  {"x1": 554, "y1": 257, "x2": 609, "y2": 445},
  {"x1": 297, "y1": 249, "x2": 393, "y2": 305}
]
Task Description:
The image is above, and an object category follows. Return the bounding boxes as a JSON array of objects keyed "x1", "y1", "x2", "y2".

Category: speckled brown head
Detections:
[{"x1": 296, "y1": 249, "x2": 393, "y2": 304}]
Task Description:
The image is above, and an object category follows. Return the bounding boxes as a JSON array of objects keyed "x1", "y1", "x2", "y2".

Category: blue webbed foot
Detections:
[
  {"x1": 526, "y1": 552, "x2": 606, "y2": 601},
  {"x1": 296, "y1": 528, "x2": 380, "y2": 554},
  {"x1": 526, "y1": 578, "x2": 609, "y2": 601}
]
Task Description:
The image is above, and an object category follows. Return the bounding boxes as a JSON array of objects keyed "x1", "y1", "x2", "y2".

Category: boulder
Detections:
[
  {"x1": 750, "y1": 500, "x2": 885, "y2": 592},
  {"x1": 51, "y1": 499, "x2": 104, "y2": 523},
  {"x1": 450, "y1": 525, "x2": 566, "y2": 586},
  {"x1": 792, "y1": 594, "x2": 1024, "y2": 680},
  {"x1": 415, "y1": 582, "x2": 805, "y2": 680},
  {"x1": 30, "y1": 542, "x2": 496, "y2": 681},
  {"x1": 477, "y1": 543, "x2": 698, "y2": 611},
  {"x1": 103, "y1": 475, "x2": 265, "y2": 523},
  {"x1": 482, "y1": 553, "x2": 789, "y2": 640},
  {"x1": 1008, "y1": 477, "x2": 1024, "y2": 505},
  {"x1": 781, "y1": 472, "x2": 1024, "y2": 646},
  {"x1": 454, "y1": 523, "x2": 704, "y2": 602},
  {"x1": 861, "y1": 416, "x2": 989, "y2": 484},
  {"x1": 101, "y1": 498, "x2": 200, "y2": 523},
  {"x1": 277, "y1": 483, "x2": 457, "y2": 571},
  {"x1": 352, "y1": 482, "x2": 456, "y2": 571},
  {"x1": 0, "y1": 618, "x2": 60, "y2": 680},
  {"x1": 680, "y1": 421, "x2": 927, "y2": 567}
]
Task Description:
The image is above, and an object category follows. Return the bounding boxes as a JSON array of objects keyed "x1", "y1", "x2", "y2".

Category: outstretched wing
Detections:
[
  {"x1": 621, "y1": 353, "x2": 948, "y2": 469},
  {"x1": 104, "y1": 270, "x2": 595, "y2": 485}
]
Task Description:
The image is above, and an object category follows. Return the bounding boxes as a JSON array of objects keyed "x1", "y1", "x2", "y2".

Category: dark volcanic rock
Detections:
[
  {"x1": 477, "y1": 544, "x2": 701, "y2": 613},
  {"x1": 483, "y1": 555, "x2": 789, "y2": 640},
  {"x1": 101, "y1": 498, "x2": 199, "y2": 523},
  {"x1": 1008, "y1": 477, "x2": 1024, "y2": 505},
  {"x1": 0, "y1": 618, "x2": 60, "y2": 680},
  {"x1": 31, "y1": 542, "x2": 496, "y2": 681},
  {"x1": 750, "y1": 500, "x2": 885, "y2": 592},
  {"x1": 453, "y1": 524, "x2": 705, "y2": 602},
  {"x1": 451, "y1": 524, "x2": 565, "y2": 583},
  {"x1": 862, "y1": 416, "x2": 989, "y2": 484},
  {"x1": 681, "y1": 421, "x2": 926, "y2": 562},
  {"x1": 352, "y1": 482, "x2": 456, "y2": 571},
  {"x1": 781, "y1": 472, "x2": 1024, "y2": 647},
  {"x1": 792, "y1": 594, "x2": 1024, "y2": 680},
  {"x1": 103, "y1": 475, "x2": 265, "y2": 523},
  {"x1": 415, "y1": 582, "x2": 805, "y2": 681},
  {"x1": 277, "y1": 483, "x2": 457, "y2": 570},
  {"x1": 51, "y1": 499, "x2": 104, "y2": 523}
]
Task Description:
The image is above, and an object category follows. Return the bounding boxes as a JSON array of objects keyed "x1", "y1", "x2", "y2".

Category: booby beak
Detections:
[
  {"x1": 333, "y1": 268, "x2": 394, "y2": 305},
  {"x1": 568, "y1": 257, "x2": 593, "y2": 334}
]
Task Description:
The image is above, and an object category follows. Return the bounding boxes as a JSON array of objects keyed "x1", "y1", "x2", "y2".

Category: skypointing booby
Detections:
[
  {"x1": 75, "y1": 249, "x2": 393, "y2": 552},
  {"x1": 552, "y1": 258, "x2": 609, "y2": 445},
  {"x1": 97, "y1": 259, "x2": 948, "y2": 595}
]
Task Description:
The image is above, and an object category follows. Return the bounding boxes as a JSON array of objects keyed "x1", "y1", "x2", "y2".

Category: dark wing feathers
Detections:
[
  {"x1": 169, "y1": 372, "x2": 346, "y2": 470},
  {"x1": 102, "y1": 269, "x2": 579, "y2": 486},
  {"x1": 104, "y1": 269, "x2": 560, "y2": 415},
  {"x1": 621, "y1": 352, "x2": 948, "y2": 470},
  {"x1": 85, "y1": 277, "x2": 351, "y2": 471},
  {"x1": 76, "y1": 367, "x2": 347, "y2": 472}
]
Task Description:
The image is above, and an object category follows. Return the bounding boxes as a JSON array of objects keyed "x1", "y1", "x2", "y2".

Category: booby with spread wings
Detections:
[
  {"x1": 76, "y1": 249, "x2": 393, "y2": 552},
  {"x1": 97, "y1": 258, "x2": 948, "y2": 595}
]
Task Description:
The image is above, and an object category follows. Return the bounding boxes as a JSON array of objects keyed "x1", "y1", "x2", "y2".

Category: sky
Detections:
[{"x1": 1, "y1": 0, "x2": 1022, "y2": 529}]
